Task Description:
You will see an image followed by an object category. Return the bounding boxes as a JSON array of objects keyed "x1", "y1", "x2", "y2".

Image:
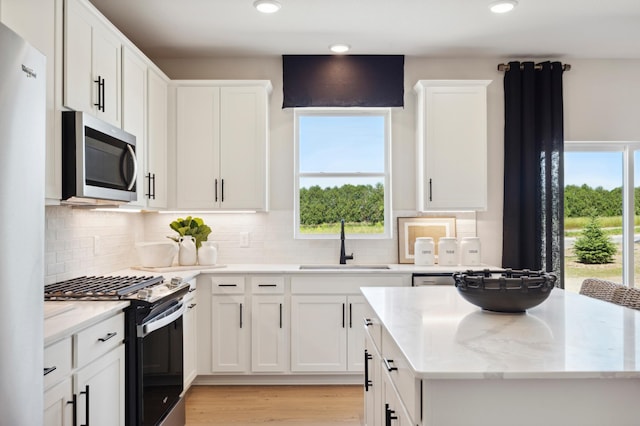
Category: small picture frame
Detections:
[{"x1": 397, "y1": 217, "x2": 456, "y2": 264}]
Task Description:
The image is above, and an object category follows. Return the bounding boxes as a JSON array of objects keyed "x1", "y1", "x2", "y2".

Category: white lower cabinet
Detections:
[
  {"x1": 364, "y1": 333, "x2": 382, "y2": 426},
  {"x1": 183, "y1": 281, "x2": 198, "y2": 390},
  {"x1": 291, "y1": 295, "x2": 348, "y2": 372},
  {"x1": 44, "y1": 311, "x2": 125, "y2": 426},
  {"x1": 44, "y1": 377, "x2": 73, "y2": 426},
  {"x1": 382, "y1": 369, "x2": 414, "y2": 426},
  {"x1": 211, "y1": 276, "x2": 250, "y2": 372},
  {"x1": 74, "y1": 345, "x2": 125, "y2": 426},
  {"x1": 251, "y1": 276, "x2": 287, "y2": 372}
]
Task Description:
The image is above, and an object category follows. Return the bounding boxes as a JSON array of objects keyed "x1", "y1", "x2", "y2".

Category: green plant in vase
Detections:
[{"x1": 168, "y1": 216, "x2": 212, "y2": 249}]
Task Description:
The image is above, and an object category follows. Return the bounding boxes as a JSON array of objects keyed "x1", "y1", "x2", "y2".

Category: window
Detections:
[
  {"x1": 294, "y1": 108, "x2": 392, "y2": 239},
  {"x1": 564, "y1": 141, "x2": 640, "y2": 291}
]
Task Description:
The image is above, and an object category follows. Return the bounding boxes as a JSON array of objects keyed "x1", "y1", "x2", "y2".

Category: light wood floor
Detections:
[{"x1": 185, "y1": 385, "x2": 364, "y2": 425}]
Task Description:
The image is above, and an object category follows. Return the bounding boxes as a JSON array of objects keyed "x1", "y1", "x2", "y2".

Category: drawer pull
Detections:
[
  {"x1": 218, "y1": 284, "x2": 237, "y2": 287},
  {"x1": 97, "y1": 332, "x2": 117, "y2": 342},
  {"x1": 383, "y1": 358, "x2": 397, "y2": 372},
  {"x1": 258, "y1": 284, "x2": 277, "y2": 287},
  {"x1": 187, "y1": 303, "x2": 197, "y2": 309},
  {"x1": 43, "y1": 366, "x2": 57, "y2": 376},
  {"x1": 364, "y1": 318, "x2": 373, "y2": 327},
  {"x1": 188, "y1": 287, "x2": 197, "y2": 293}
]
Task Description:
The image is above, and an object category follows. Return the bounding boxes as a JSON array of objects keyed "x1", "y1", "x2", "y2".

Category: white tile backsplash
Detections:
[{"x1": 44, "y1": 206, "x2": 478, "y2": 284}]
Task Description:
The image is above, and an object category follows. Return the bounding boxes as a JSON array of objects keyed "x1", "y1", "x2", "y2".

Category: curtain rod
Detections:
[{"x1": 497, "y1": 63, "x2": 571, "y2": 72}]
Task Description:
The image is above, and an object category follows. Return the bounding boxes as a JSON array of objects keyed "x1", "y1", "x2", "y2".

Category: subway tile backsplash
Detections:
[{"x1": 45, "y1": 206, "x2": 477, "y2": 284}]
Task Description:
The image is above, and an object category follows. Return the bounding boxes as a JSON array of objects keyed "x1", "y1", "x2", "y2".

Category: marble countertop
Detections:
[
  {"x1": 129, "y1": 263, "x2": 495, "y2": 274},
  {"x1": 44, "y1": 301, "x2": 129, "y2": 346},
  {"x1": 361, "y1": 286, "x2": 640, "y2": 380}
]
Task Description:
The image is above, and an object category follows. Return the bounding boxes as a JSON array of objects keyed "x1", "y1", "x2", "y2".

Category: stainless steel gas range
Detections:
[{"x1": 45, "y1": 275, "x2": 189, "y2": 426}]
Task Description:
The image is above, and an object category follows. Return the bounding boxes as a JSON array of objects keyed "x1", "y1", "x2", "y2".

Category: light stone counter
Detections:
[
  {"x1": 361, "y1": 286, "x2": 640, "y2": 426},
  {"x1": 362, "y1": 285, "x2": 640, "y2": 379}
]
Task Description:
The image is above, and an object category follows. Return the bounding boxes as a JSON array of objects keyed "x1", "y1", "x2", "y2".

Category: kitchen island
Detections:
[{"x1": 361, "y1": 286, "x2": 640, "y2": 426}]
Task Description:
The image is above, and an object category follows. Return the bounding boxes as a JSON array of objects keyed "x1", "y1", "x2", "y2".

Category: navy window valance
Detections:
[{"x1": 282, "y1": 54, "x2": 404, "y2": 108}]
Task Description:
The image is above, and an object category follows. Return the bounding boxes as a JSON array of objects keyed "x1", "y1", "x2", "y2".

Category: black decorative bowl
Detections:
[{"x1": 453, "y1": 269, "x2": 557, "y2": 313}]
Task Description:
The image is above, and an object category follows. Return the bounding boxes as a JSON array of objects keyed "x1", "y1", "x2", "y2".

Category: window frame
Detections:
[
  {"x1": 293, "y1": 107, "x2": 392, "y2": 240},
  {"x1": 565, "y1": 140, "x2": 640, "y2": 287}
]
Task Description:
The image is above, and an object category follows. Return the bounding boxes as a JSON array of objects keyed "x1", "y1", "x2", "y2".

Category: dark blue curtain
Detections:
[{"x1": 502, "y1": 61, "x2": 566, "y2": 287}]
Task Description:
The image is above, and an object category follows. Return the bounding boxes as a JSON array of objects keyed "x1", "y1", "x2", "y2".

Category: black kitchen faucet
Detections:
[{"x1": 339, "y1": 219, "x2": 354, "y2": 264}]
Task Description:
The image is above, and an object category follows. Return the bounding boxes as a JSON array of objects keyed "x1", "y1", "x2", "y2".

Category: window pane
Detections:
[
  {"x1": 299, "y1": 177, "x2": 384, "y2": 235},
  {"x1": 564, "y1": 151, "x2": 623, "y2": 292},
  {"x1": 299, "y1": 115, "x2": 385, "y2": 173}
]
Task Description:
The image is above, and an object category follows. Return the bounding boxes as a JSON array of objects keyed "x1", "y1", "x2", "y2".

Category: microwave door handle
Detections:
[{"x1": 126, "y1": 145, "x2": 138, "y2": 191}]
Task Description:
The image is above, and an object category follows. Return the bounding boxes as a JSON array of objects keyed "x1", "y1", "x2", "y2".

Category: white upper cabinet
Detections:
[
  {"x1": 64, "y1": 0, "x2": 121, "y2": 128},
  {"x1": 146, "y1": 68, "x2": 169, "y2": 209},
  {"x1": 121, "y1": 46, "x2": 147, "y2": 207},
  {"x1": 414, "y1": 80, "x2": 491, "y2": 211},
  {"x1": 175, "y1": 81, "x2": 271, "y2": 210}
]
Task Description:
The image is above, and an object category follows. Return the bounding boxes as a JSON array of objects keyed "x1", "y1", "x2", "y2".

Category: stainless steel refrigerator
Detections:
[{"x1": 0, "y1": 21, "x2": 46, "y2": 425}]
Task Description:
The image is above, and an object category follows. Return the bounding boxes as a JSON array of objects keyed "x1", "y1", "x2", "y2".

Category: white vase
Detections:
[
  {"x1": 178, "y1": 235, "x2": 197, "y2": 266},
  {"x1": 198, "y1": 241, "x2": 218, "y2": 266}
]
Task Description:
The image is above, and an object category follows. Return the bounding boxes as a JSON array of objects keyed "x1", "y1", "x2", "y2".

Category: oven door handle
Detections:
[{"x1": 139, "y1": 302, "x2": 185, "y2": 337}]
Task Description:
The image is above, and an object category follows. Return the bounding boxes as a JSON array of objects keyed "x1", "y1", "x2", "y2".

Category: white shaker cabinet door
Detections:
[
  {"x1": 211, "y1": 294, "x2": 250, "y2": 372},
  {"x1": 415, "y1": 80, "x2": 491, "y2": 211},
  {"x1": 44, "y1": 377, "x2": 74, "y2": 426},
  {"x1": 251, "y1": 294, "x2": 287, "y2": 372},
  {"x1": 146, "y1": 68, "x2": 169, "y2": 208},
  {"x1": 290, "y1": 295, "x2": 347, "y2": 372},
  {"x1": 346, "y1": 295, "x2": 367, "y2": 372}
]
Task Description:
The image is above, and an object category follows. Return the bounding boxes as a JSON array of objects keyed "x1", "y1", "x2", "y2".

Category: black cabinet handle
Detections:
[
  {"x1": 429, "y1": 178, "x2": 433, "y2": 202},
  {"x1": 97, "y1": 332, "x2": 117, "y2": 342},
  {"x1": 93, "y1": 76, "x2": 103, "y2": 112},
  {"x1": 349, "y1": 303, "x2": 353, "y2": 328},
  {"x1": 80, "y1": 385, "x2": 90, "y2": 426},
  {"x1": 258, "y1": 284, "x2": 277, "y2": 287},
  {"x1": 43, "y1": 366, "x2": 57, "y2": 376},
  {"x1": 239, "y1": 303, "x2": 243, "y2": 328},
  {"x1": 342, "y1": 303, "x2": 345, "y2": 328},
  {"x1": 145, "y1": 173, "x2": 151, "y2": 198},
  {"x1": 67, "y1": 394, "x2": 78, "y2": 426},
  {"x1": 218, "y1": 284, "x2": 237, "y2": 287},
  {"x1": 221, "y1": 178, "x2": 225, "y2": 202},
  {"x1": 383, "y1": 358, "x2": 397, "y2": 372},
  {"x1": 279, "y1": 303, "x2": 283, "y2": 329},
  {"x1": 364, "y1": 350, "x2": 373, "y2": 391},
  {"x1": 215, "y1": 178, "x2": 218, "y2": 202},
  {"x1": 385, "y1": 403, "x2": 397, "y2": 426},
  {"x1": 364, "y1": 318, "x2": 373, "y2": 327},
  {"x1": 187, "y1": 303, "x2": 197, "y2": 309},
  {"x1": 100, "y1": 78, "x2": 105, "y2": 112},
  {"x1": 188, "y1": 287, "x2": 197, "y2": 293},
  {"x1": 151, "y1": 173, "x2": 156, "y2": 199}
]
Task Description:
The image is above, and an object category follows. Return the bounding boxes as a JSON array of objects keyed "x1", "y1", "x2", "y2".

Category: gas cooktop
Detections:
[{"x1": 44, "y1": 275, "x2": 168, "y2": 301}]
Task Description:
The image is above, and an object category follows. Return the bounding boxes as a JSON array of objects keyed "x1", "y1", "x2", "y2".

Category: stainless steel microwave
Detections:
[{"x1": 62, "y1": 111, "x2": 137, "y2": 204}]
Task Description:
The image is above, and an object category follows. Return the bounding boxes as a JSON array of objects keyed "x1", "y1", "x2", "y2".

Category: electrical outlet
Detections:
[{"x1": 240, "y1": 231, "x2": 250, "y2": 248}]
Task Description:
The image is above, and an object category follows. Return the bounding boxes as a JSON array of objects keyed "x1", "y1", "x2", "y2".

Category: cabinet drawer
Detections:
[
  {"x1": 75, "y1": 313, "x2": 124, "y2": 368},
  {"x1": 251, "y1": 276, "x2": 285, "y2": 294},
  {"x1": 44, "y1": 337, "x2": 72, "y2": 390},
  {"x1": 363, "y1": 305, "x2": 382, "y2": 353},
  {"x1": 211, "y1": 276, "x2": 245, "y2": 294},
  {"x1": 382, "y1": 329, "x2": 421, "y2": 424}
]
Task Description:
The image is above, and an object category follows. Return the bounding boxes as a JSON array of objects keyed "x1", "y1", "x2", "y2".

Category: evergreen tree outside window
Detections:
[{"x1": 294, "y1": 108, "x2": 392, "y2": 239}]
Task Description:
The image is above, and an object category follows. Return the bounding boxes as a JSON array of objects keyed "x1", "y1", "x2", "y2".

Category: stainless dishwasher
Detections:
[{"x1": 412, "y1": 272, "x2": 456, "y2": 286}]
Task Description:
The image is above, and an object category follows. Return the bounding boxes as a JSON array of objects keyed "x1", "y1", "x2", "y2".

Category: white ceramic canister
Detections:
[
  {"x1": 460, "y1": 237, "x2": 481, "y2": 266},
  {"x1": 198, "y1": 241, "x2": 218, "y2": 266},
  {"x1": 414, "y1": 237, "x2": 435, "y2": 266},
  {"x1": 178, "y1": 235, "x2": 197, "y2": 266},
  {"x1": 438, "y1": 237, "x2": 458, "y2": 266}
]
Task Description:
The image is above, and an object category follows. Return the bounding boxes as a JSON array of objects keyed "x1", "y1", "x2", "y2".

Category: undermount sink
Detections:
[{"x1": 299, "y1": 264, "x2": 390, "y2": 270}]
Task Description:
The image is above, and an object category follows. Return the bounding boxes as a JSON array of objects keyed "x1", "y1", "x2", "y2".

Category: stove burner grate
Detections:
[{"x1": 44, "y1": 275, "x2": 164, "y2": 299}]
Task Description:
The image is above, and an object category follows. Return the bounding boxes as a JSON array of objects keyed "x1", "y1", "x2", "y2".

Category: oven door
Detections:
[{"x1": 138, "y1": 300, "x2": 185, "y2": 425}]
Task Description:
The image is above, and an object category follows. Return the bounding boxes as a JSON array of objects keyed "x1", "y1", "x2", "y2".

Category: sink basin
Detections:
[{"x1": 299, "y1": 264, "x2": 390, "y2": 270}]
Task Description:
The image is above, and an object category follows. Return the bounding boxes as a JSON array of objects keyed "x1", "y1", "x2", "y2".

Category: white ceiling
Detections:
[{"x1": 88, "y1": 0, "x2": 640, "y2": 59}]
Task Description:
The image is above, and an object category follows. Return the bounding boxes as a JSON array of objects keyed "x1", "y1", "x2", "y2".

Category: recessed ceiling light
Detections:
[
  {"x1": 489, "y1": 0, "x2": 517, "y2": 13},
  {"x1": 254, "y1": 0, "x2": 281, "y2": 14},
  {"x1": 330, "y1": 44, "x2": 350, "y2": 54}
]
